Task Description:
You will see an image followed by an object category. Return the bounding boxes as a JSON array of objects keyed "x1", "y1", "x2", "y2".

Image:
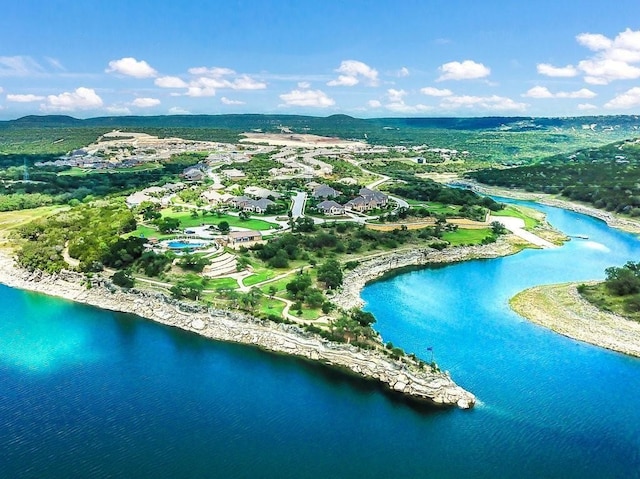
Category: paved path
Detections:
[
  {"x1": 290, "y1": 191, "x2": 307, "y2": 218},
  {"x1": 489, "y1": 215, "x2": 556, "y2": 248}
]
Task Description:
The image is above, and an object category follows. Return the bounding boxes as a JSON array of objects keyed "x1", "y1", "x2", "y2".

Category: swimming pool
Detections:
[{"x1": 166, "y1": 241, "x2": 205, "y2": 250}]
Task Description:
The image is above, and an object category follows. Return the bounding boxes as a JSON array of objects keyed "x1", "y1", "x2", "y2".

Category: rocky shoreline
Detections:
[
  {"x1": 510, "y1": 282, "x2": 640, "y2": 358},
  {"x1": 0, "y1": 252, "x2": 476, "y2": 409},
  {"x1": 333, "y1": 238, "x2": 519, "y2": 310}
]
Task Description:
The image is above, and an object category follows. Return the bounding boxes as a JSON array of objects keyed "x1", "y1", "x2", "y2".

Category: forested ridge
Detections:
[{"x1": 467, "y1": 138, "x2": 640, "y2": 215}]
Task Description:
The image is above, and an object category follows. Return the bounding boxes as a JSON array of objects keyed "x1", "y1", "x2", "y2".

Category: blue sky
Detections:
[{"x1": 1, "y1": 0, "x2": 640, "y2": 119}]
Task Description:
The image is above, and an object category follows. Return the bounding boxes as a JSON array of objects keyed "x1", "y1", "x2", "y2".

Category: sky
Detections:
[{"x1": 1, "y1": 0, "x2": 640, "y2": 119}]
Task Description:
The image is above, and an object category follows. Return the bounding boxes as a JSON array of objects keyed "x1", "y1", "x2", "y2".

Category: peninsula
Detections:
[{"x1": 2, "y1": 113, "x2": 639, "y2": 411}]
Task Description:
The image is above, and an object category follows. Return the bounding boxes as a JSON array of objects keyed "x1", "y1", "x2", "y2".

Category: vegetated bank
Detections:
[
  {"x1": 0, "y1": 251, "x2": 476, "y2": 409},
  {"x1": 510, "y1": 282, "x2": 640, "y2": 358}
]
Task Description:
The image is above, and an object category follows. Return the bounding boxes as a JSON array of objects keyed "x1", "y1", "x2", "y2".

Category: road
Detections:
[
  {"x1": 488, "y1": 215, "x2": 557, "y2": 249},
  {"x1": 290, "y1": 191, "x2": 307, "y2": 218}
]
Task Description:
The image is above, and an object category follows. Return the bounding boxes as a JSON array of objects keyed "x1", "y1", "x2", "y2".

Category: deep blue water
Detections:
[{"x1": 1, "y1": 201, "x2": 640, "y2": 478}]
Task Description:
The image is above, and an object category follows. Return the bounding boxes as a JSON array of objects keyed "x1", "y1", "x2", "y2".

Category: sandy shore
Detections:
[
  {"x1": 511, "y1": 283, "x2": 640, "y2": 358},
  {"x1": 0, "y1": 251, "x2": 475, "y2": 409}
]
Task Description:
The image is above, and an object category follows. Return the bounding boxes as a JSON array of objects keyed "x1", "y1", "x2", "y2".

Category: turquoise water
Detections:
[
  {"x1": 1, "y1": 201, "x2": 639, "y2": 478},
  {"x1": 167, "y1": 241, "x2": 205, "y2": 249}
]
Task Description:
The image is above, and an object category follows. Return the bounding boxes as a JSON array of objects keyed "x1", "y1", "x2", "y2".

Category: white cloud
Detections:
[
  {"x1": 420, "y1": 86, "x2": 453, "y2": 97},
  {"x1": 440, "y1": 95, "x2": 527, "y2": 112},
  {"x1": 604, "y1": 87, "x2": 640, "y2": 109},
  {"x1": 327, "y1": 60, "x2": 379, "y2": 87},
  {"x1": 180, "y1": 69, "x2": 265, "y2": 95},
  {"x1": 155, "y1": 76, "x2": 188, "y2": 88},
  {"x1": 132, "y1": 97, "x2": 160, "y2": 108},
  {"x1": 6, "y1": 93, "x2": 45, "y2": 102},
  {"x1": 387, "y1": 89, "x2": 406, "y2": 103},
  {"x1": 436, "y1": 60, "x2": 490, "y2": 81},
  {"x1": 188, "y1": 66, "x2": 235, "y2": 77},
  {"x1": 523, "y1": 86, "x2": 596, "y2": 99},
  {"x1": 168, "y1": 106, "x2": 190, "y2": 115},
  {"x1": 368, "y1": 100, "x2": 382, "y2": 108},
  {"x1": 231, "y1": 75, "x2": 266, "y2": 90},
  {"x1": 106, "y1": 57, "x2": 157, "y2": 78},
  {"x1": 279, "y1": 89, "x2": 335, "y2": 107},
  {"x1": 297, "y1": 81, "x2": 311, "y2": 89},
  {"x1": 557, "y1": 88, "x2": 597, "y2": 99},
  {"x1": 105, "y1": 105, "x2": 132, "y2": 115},
  {"x1": 397, "y1": 67, "x2": 410, "y2": 77},
  {"x1": 0, "y1": 56, "x2": 44, "y2": 76},
  {"x1": 575, "y1": 29, "x2": 640, "y2": 84},
  {"x1": 537, "y1": 63, "x2": 578, "y2": 77},
  {"x1": 185, "y1": 86, "x2": 216, "y2": 97},
  {"x1": 45, "y1": 57, "x2": 66, "y2": 71},
  {"x1": 577, "y1": 103, "x2": 598, "y2": 111},
  {"x1": 221, "y1": 97, "x2": 245, "y2": 105},
  {"x1": 579, "y1": 58, "x2": 640, "y2": 85},
  {"x1": 42, "y1": 87, "x2": 103, "y2": 112},
  {"x1": 577, "y1": 33, "x2": 613, "y2": 51},
  {"x1": 523, "y1": 86, "x2": 554, "y2": 98}
]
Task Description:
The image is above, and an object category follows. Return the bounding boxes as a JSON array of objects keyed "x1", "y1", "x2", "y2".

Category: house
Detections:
[
  {"x1": 201, "y1": 190, "x2": 234, "y2": 205},
  {"x1": 344, "y1": 196, "x2": 368, "y2": 212},
  {"x1": 251, "y1": 198, "x2": 275, "y2": 214},
  {"x1": 244, "y1": 186, "x2": 282, "y2": 199},
  {"x1": 229, "y1": 196, "x2": 275, "y2": 214},
  {"x1": 344, "y1": 188, "x2": 389, "y2": 212},
  {"x1": 183, "y1": 167, "x2": 205, "y2": 181},
  {"x1": 316, "y1": 200, "x2": 345, "y2": 216},
  {"x1": 126, "y1": 191, "x2": 159, "y2": 208},
  {"x1": 229, "y1": 195, "x2": 253, "y2": 209},
  {"x1": 359, "y1": 187, "x2": 388, "y2": 208},
  {"x1": 414, "y1": 157, "x2": 425, "y2": 164},
  {"x1": 227, "y1": 230, "x2": 263, "y2": 245},
  {"x1": 221, "y1": 168, "x2": 246, "y2": 180},
  {"x1": 312, "y1": 184, "x2": 339, "y2": 199}
]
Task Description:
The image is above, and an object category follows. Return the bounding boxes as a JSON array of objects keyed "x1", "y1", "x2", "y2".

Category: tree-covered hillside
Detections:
[{"x1": 467, "y1": 138, "x2": 640, "y2": 215}]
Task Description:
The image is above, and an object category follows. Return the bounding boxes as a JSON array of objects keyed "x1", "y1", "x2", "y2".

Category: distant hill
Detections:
[{"x1": 2, "y1": 113, "x2": 640, "y2": 159}]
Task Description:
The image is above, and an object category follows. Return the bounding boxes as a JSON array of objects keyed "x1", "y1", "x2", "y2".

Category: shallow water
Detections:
[{"x1": 1, "y1": 201, "x2": 639, "y2": 478}]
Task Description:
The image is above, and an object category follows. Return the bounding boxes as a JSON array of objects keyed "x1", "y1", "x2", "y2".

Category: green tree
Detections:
[
  {"x1": 218, "y1": 220, "x2": 230, "y2": 234},
  {"x1": 317, "y1": 259, "x2": 343, "y2": 289},
  {"x1": 112, "y1": 270, "x2": 135, "y2": 288}
]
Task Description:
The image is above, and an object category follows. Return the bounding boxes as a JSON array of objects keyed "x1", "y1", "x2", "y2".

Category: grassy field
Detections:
[
  {"x1": 0, "y1": 206, "x2": 67, "y2": 249},
  {"x1": 492, "y1": 205, "x2": 540, "y2": 230},
  {"x1": 58, "y1": 163, "x2": 163, "y2": 176},
  {"x1": 243, "y1": 268, "x2": 276, "y2": 286},
  {"x1": 161, "y1": 209, "x2": 278, "y2": 231},
  {"x1": 258, "y1": 298, "x2": 286, "y2": 317},
  {"x1": 205, "y1": 277, "x2": 239, "y2": 290},
  {"x1": 442, "y1": 228, "x2": 493, "y2": 246}
]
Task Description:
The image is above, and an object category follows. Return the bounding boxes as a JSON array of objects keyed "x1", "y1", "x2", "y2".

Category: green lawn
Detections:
[
  {"x1": 58, "y1": 163, "x2": 163, "y2": 176},
  {"x1": 243, "y1": 269, "x2": 276, "y2": 286},
  {"x1": 492, "y1": 206, "x2": 540, "y2": 230},
  {"x1": 442, "y1": 228, "x2": 493, "y2": 246},
  {"x1": 258, "y1": 298, "x2": 286, "y2": 317},
  {"x1": 205, "y1": 277, "x2": 239, "y2": 290},
  {"x1": 160, "y1": 209, "x2": 278, "y2": 231},
  {"x1": 290, "y1": 306, "x2": 323, "y2": 320}
]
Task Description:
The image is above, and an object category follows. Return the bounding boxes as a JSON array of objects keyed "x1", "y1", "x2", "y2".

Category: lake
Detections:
[{"x1": 1, "y1": 201, "x2": 639, "y2": 478}]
